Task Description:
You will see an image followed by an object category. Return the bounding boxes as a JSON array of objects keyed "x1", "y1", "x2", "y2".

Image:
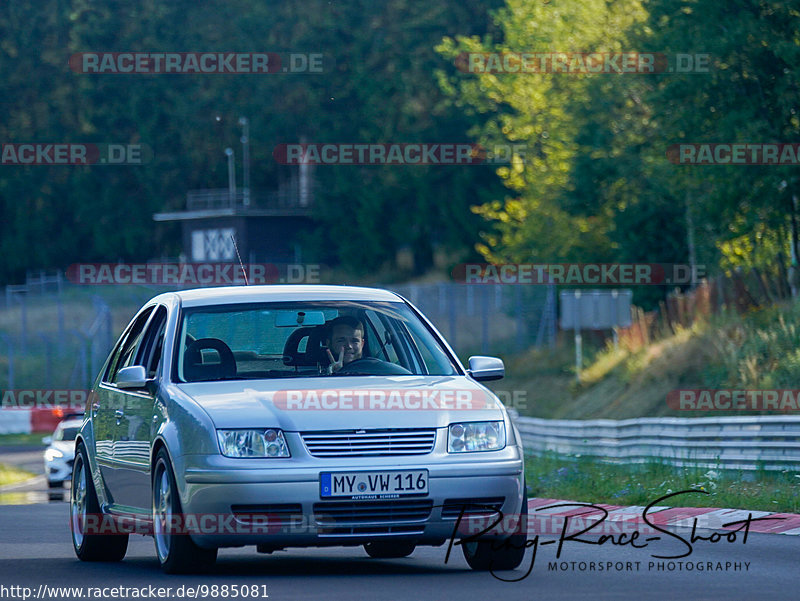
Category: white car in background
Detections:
[{"x1": 43, "y1": 417, "x2": 83, "y2": 488}]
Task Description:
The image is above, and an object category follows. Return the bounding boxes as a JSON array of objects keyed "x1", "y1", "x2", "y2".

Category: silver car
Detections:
[{"x1": 70, "y1": 285, "x2": 527, "y2": 573}]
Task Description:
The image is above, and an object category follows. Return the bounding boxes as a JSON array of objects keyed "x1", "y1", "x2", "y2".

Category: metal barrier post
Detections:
[
  {"x1": 448, "y1": 286, "x2": 457, "y2": 350},
  {"x1": 481, "y1": 285, "x2": 489, "y2": 354},
  {"x1": 0, "y1": 334, "x2": 14, "y2": 389},
  {"x1": 37, "y1": 333, "x2": 52, "y2": 389},
  {"x1": 515, "y1": 285, "x2": 524, "y2": 351}
]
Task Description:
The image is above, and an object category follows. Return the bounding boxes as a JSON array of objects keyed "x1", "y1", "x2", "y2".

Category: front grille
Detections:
[
  {"x1": 441, "y1": 497, "x2": 505, "y2": 519},
  {"x1": 301, "y1": 429, "x2": 436, "y2": 457},
  {"x1": 231, "y1": 504, "x2": 303, "y2": 526},
  {"x1": 313, "y1": 499, "x2": 433, "y2": 536}
]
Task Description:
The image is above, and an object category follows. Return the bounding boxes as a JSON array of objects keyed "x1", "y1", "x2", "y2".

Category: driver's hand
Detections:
[{"x1": 326, "y1": 348, "x2": 344, "y2": 373}]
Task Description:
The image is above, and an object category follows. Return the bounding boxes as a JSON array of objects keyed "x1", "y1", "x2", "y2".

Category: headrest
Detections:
[
  {"x1": 282, "y1": 326, "x2": 327, "y2": 367},
  {"x1": 184, "y1": 338, "x2": 237, "y2": 382}
]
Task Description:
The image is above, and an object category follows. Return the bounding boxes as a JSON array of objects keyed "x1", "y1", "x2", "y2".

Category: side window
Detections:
[
  {"x1": 137, "y1": 306, "x2": 168, "y2": 379},
  {"x1": 411, "y1": 333, "x2": 439, "y2": 375},
  {"x1": 401, "y1": 319, "x2": 455, "y2": 375},
  {"x1": 103, "y1": 312, "x2": 144, "y2": 383},
  {"x1": 364, "y1": 312, "x2": 400, "y2": 364},
  {"x1": 103, "y1": 337, "x2": 129, "y2": 384},
  {"x1": 106, "y1": 307, "x2": 154, "y2": 384}
]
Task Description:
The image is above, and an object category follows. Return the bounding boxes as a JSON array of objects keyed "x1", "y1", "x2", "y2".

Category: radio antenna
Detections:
[{"x1": 230, "y1": 234, "x2": 249, "y2": 285}]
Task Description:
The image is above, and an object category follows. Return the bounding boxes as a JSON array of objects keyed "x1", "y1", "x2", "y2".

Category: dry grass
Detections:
[
  {"x1": 0, "y1": 463, "x2": 35, "y2": 487},
  {"x1": 495, "y1": 323, "x2": 720, "y2": 419},
  {"x1": 572, "y1": 324, "x2": 719, "y2": 419},
  {"x1": 491, "y1": 302, "x2": 800, "y2": 419}
]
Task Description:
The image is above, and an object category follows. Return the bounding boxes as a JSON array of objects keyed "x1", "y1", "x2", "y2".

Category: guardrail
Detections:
[{"x1": 515, "y1": 415, "x2": 800, "y2": 471}]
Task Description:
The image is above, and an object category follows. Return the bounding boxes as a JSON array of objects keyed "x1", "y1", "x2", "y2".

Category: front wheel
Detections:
[
  {"x1": 152, "y1": 448, "x2": 217, "y2": 574},
  {"x1": 462, "y1": 485, "x2": 528, "y2": 571},
  {"x1": 70, "y1": 443, "x2": 128, "y2": 561}
]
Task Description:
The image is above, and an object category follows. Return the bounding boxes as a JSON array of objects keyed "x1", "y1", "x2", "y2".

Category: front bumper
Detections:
[
  {"x1": 45, "y1": 457, "x2": 74, "y2": 484},
  {"x1": 180, "y1": 452, "x2": 524, "y2": 549}
]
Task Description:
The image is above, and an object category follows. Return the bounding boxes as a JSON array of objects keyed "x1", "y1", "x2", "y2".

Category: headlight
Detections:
[
  {"x1": 44, "y1": 448, "x2": 64, "y2": 461},
  {"x1": 217, "y1": 429, "x2": 290, "y2": 458},
  {"x1": 448, "y1": 421, "x2": 505, "y2": 453}
]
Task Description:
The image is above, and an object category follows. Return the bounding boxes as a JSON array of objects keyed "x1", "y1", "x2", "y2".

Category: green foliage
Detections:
[
  {"x1": 4, "y1": 0, "x2": 800, "y2": 288},
  {"x1": 704, "y1": 302, "x2": 800, "y2": 389},
  {"x1": 438, "y1": 0, "x2": 650, "y2": 262},
  {"x1": 0, "y1": 0, "x2": 506, "y2": 282},
  {"x1": 438, "y1": 0, "x2": 800, "y2": 305}
]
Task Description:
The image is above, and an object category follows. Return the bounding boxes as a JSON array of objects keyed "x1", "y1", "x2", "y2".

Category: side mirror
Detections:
[
  {"x1": 467, "y1": 356, "x2": 505, "y2": 381},
  {"x1": 116, "y1": 365, "x2": 148, "y2": 390},
  {"x1": 42, "y1": 436, "x2": 53, "y2": 445}
]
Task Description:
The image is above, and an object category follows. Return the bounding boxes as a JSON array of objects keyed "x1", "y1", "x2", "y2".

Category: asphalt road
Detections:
[
  {"x1": 1, "y1": 447, "x2": 797, "y2": 599},
  {"x1": 0, "y1": 503, "x2": 797, "y2": 601},
  {"x1": 1, "y1": 445, "x2": 46, "y2": 474}
]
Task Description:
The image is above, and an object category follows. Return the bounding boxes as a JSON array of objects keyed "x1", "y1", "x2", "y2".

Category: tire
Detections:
[
  {"x1": 462, "y1": 485, "x2": 528, "y2": 571},
  {"x1": 364, "y1": 540, "x2": 417, "y2": 559},
  {"x1": 152, "y1": 448, "x2": 217, "y2": 574},
  {"x1": 70, "y1": 443, "x2": 128, "y2": 562}
]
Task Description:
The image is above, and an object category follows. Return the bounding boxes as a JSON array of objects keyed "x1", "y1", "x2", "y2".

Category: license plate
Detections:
[{"x1": 320, "y1": 470, "x2": 428, "y2": 499}]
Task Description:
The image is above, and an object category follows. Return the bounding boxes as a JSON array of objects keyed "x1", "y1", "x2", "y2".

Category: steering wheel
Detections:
[{"x1": 337, "y1": 357, "x2": 412, "y2": 375}]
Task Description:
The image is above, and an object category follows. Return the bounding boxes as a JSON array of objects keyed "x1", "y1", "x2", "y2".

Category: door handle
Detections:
[{"x1": 115, "y1": 410, "x2": 125, "y2": 419}]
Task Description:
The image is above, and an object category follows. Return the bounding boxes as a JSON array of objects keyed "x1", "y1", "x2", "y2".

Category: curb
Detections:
[{"x1": 528, "y1": 497, "x2": 800, "y2": 536}]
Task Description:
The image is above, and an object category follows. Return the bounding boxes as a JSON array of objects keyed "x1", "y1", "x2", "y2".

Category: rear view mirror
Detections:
[
  {"x1": 275, "y1": 311, "x2": 326, "y2": 327},
  {"x1": 116, "y1": 365, "x2": 148, "y2": 389},
  {"x1": 467, "y1": 356, "x2": 505, "y2": 381}
]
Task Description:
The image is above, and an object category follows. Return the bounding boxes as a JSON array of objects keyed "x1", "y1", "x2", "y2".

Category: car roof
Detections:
[{"x1": 167, "y1": 285, "x2": 404, "y2": 308}]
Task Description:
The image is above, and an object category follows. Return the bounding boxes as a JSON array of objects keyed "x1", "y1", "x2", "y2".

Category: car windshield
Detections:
[
  {"x1": 175, "y1": 300, "x2": 459, "y2": 382},
  {"x1": 55, "y1": 426, "x2": 79, "y2": 441}
]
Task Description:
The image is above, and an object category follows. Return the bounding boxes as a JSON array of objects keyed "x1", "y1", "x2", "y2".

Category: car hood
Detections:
[{"x1": 174, "y1": 376, "x2": 504, "y2": 431}]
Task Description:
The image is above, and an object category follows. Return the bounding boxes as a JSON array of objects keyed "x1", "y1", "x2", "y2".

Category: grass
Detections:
[
  {"x1": 702, "y1": 303, "x2": 800, "y2": 390},
  {"x1": 0, "y1": 463, "x2": 35, "y2": 487},
  {"x1": 525, "y1": 453, "x2": 800, "y2": 513},
  {"x1": 0, "y1": 284, "x2": 152, "y2": 390},
  {"x1": 0, "y1": 433, "x2": 47, "y2": 446},
  {"x1": 0, "y1": 493, "x2": 33, "y2": 504},
  {"x1": 490, "y1": 298, "x2": 800, "y2": 419},
  {"x1": 484, "y1": 334, "x2": 612, "y2": 418}
]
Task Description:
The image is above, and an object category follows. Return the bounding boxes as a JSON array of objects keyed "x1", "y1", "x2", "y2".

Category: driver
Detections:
[{"x1": 325, "y1": 316, "x2": 365, "y2": 373}]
